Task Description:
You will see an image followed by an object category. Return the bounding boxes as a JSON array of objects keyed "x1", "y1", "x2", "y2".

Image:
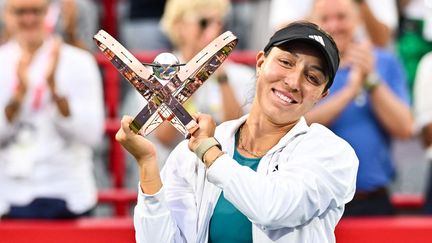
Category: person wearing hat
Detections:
[{"x1": 116, "y1": 21, "x2": 358, "y2": 243}]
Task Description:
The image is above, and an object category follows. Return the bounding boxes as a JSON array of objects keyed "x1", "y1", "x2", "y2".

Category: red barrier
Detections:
[
  {"x1": 97, "y1": 189, "x2": 137, "y2": 217},
  {"x1": 0, "y1": 218, "x2": 134, "y2": 243},
  {"x1": 335, "y1": 216, "x2": 432, "y2": 243},
  {"x1": 391, "y1": 194, "x2": 424, "y2": 209},
  {"x1": 2, "y1": 216, "x2": 432, "y2": 243}
]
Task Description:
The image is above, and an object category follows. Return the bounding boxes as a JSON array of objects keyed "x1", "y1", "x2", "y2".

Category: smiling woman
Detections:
[
  {"x1": 254, "y1": 42, "x2": 330, "y2": 127},
  {"x1": 117, "y1": 21, "x2": 359, "y2": 243}
]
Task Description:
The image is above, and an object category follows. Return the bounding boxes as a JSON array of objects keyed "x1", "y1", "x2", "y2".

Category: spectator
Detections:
[
  {"x1": 269, "y1": 0, "x2": 399, "y2": 48},
  {"x1": 121, "y1": 0, "x2": 255, "y2": 174},
  {"x1": 0, "y1": 0, "x2": 104, "y2": 219},
  {"x1": 0, "y1": 0, "x2": 10, "y2": 44},
  {"x1": 307, "y1": 0, "x2": 413, "y2": 216},
  {"x1": 397, "y1": 0, "x2": 432, "y2": 97},
  {"x1": 120, "y1": 0, "x2": 171, "y2": 51},
  {"x1": 117, "y1": 21, "x2": 358, "y2": 243},
  {"x1": 53, "y1": 0, "x2": 99, "y2": 51},
  {"x1": 413, "y1": 52, "x2": 432, "y2": 213},
  {"x1": 226, "y1": 0, "x2": 273, "y2": 51},
  {"x1": 0, "y1": 0, "x2": 98, "y2": 50}
]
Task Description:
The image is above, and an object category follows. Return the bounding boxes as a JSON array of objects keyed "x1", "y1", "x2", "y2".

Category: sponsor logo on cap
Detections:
[{"x1": 308, "y1": 35, "x2": 325, "y2": 47}]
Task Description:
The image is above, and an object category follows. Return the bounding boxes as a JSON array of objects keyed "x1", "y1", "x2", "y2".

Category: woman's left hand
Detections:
[{"x1": 188, "y1": 113, "x2": 217, "y2": 152}]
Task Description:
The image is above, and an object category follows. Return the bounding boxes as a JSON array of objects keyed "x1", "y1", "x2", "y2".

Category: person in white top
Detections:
[
  {"x1": 117, "y1": 21, "x2": 358, "y2": 243},
  {"x1": 413, "y1": 52, "x2": 432, "y2": 213},
  {"x1": 0, "y1": 0, "x2": 104, "y2": 218},
  {"x1": 269, "y1": 0, "x2": 398, "y2": 47}
]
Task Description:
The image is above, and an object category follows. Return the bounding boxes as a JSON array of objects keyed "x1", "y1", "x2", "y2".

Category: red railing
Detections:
[
  {"x1": 0, "y1": 218, "x2": 134, "y2": 243},
  {"x1": 335, "y1": 216, "x2": 432, "y2": 243},
  {"x1": 3, "y1": 216, "x2": 432, "y2": 243}
]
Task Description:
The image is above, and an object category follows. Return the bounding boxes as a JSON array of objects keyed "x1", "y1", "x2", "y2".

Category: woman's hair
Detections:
[{"x1": 160, "y1": 0, "x2": 230, "y2": 47}]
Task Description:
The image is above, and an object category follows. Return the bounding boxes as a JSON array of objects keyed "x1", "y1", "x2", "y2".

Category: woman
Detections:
[{"x1": 117, "y1": 21, "x2": 358, "y2": 243}]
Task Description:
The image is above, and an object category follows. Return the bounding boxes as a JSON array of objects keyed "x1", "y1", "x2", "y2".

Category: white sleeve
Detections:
[
  {"x1": 414, "y1": 53, "x2": 432, "y2": 131},
  {"x1": 133, "y1": 141, "x2": 198, "y2": 243},
  {"x1": 207, "y1": 127, "x2": 358, "y2": 229},
  {"x1": 134, "y1": 186, "x2": 184, "y2": 243},
  {"x1": 52, "y1": 49, "x2": 105, "y2": 147},
  {"x1": 366, "y1": 0, "x2": 398, "y2": 31}
]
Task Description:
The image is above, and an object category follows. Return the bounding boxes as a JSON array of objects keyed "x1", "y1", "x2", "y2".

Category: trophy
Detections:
[{"x1": 93, "y1": 30, "x2": 238, "y2": 138}]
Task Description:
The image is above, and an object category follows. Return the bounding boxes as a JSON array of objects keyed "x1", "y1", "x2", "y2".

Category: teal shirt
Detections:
[{"x1": 208, "y1": 136, "x2": 261, "y2": 243}]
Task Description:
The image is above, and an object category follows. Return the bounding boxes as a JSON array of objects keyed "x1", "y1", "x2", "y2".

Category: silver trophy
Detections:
[{"x1": 94, "y1": 30, "x2": 238, "y2": 138}]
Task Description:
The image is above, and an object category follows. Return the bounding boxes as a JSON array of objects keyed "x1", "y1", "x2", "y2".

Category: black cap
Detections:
[{"x1": 264, "y1": 21, "x2": 340, "y2": 89}]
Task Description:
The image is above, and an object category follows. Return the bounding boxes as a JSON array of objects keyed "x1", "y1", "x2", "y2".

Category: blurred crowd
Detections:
[{"x1": 0, "y1": 0, "x2": 431, "y2": 218}]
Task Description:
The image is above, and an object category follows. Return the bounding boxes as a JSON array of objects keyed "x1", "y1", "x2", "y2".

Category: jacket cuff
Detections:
[
  {"x1": 206, "y1": 154, "x2": 240, "y2": 189},
  {"x1": 136, "y1": 183, "x2": 169, "y2": 217}
]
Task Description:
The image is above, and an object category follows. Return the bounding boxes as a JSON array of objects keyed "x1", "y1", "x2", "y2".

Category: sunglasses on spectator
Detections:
[
  {"x1": 198, "y1": 17, "x2": 223, "y2": 30},
  {"x1": 10, "y1": 6, "x2": 47, "y2": 17}
]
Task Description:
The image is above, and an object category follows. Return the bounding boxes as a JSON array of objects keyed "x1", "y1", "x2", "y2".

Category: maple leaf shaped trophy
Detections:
[{"x1": 94, "y1": 30, "x2": 238, "y2": 138}]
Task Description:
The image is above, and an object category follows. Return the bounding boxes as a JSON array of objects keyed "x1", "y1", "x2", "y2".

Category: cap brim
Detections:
[{"x1": 272, "y1": 37, "x2": 334, "y2": 79}]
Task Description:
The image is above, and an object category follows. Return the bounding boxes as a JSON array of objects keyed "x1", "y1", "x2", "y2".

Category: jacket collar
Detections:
[
  {"x1": 215, "y1": 115, "x2": 310, "y2": 157},
  {"x1": 271, "y1": 117, "x2": 309, "y2": 151}
]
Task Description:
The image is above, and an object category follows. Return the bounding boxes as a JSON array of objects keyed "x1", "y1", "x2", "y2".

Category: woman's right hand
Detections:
[
  {"x1": 15, "y1": 50, "x2": 32, "y2": 101},
  {"x1": 344, "y1": 41, "x2": 374, "y2": 96},
  {"x1": 117, "y1": 116, "x2": 162, "y2": 194},
  {"x1": 115, "y1": 116, "x2": 157, "y2": 167}
]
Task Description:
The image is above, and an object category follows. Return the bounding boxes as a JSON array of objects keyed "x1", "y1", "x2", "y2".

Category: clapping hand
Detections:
[
  {"x1": 15, "y1": 49, "x2": 33, "y2": 102},
  {"x1": 344, "y1": 40, "x2": 375, "y2": 94},
  {"x1": 46, "y1": 37, "x2": 62, "y2": 94}
]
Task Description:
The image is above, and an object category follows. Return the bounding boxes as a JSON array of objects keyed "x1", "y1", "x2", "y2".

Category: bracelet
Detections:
[
  {"x1": 194, "y1": 137, "x2": 221, "y2": 162},
  {"x1": 203, "y1": 150, "x2": 225, "y2": 167},
  {"x1": 364, "y1": 72, "x2": 381, "y2": 93}
]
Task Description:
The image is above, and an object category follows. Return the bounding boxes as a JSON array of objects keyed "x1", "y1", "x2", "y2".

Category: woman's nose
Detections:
[{"x1": 283, "y1": 70, "x2": 301, "y2": 92}]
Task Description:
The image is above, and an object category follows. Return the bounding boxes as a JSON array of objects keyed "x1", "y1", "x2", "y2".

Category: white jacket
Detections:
[{"x1": 134, "y1": 115, "x2": 358, "y2": 243}]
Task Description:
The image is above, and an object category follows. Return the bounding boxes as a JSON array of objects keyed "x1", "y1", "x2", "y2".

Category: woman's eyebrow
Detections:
[
  {"x1": 278, "y1": 48, "x2": 298, "y2": 58},
  {"x1": 309, "y1": 64, "x2": 325, "y2": 75},
  {"x1": 285, "y1": 50, "x2": 298, "y2": 58}
]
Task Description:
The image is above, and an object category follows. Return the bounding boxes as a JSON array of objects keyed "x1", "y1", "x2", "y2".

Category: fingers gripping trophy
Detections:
[{"x1": 93, "y1": 30, "x2": 238, "y2": 138}]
